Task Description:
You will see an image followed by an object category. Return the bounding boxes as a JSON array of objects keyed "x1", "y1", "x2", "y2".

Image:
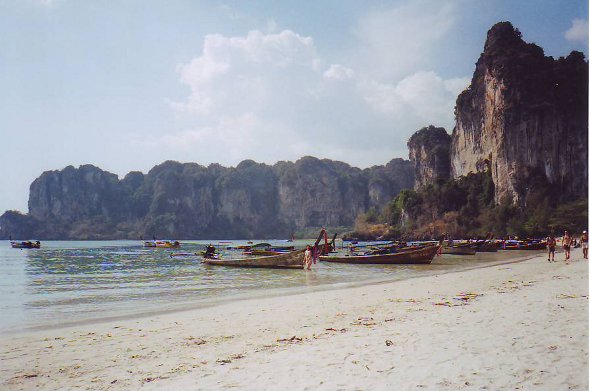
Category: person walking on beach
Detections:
[
  {"x1": 304, "y1": 245, "x2": 313, "y2": 270},
  {"x1": 563, "y1": 231, "x2": 572, "y2": 263},
  {"x1": 581, "y1": 230, "x2": 588, "y2": 259},
  {"x1": 546, "y1": 234, "x2": 556, "y2": 262}
]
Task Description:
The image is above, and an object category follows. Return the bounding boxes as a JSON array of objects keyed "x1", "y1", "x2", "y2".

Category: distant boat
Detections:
[
  {"x1": 144, "y1": 240, "x2": 180, "y2": 248},
  {"x1": 203, "y1": 249, "x2": 305, "y2": 269},
  {"x1": 11, "y1": 240, "x2": 41, "y2": 249},
  {"x1": 319, "y1": 244, "x2": 440, "y2": 264}
]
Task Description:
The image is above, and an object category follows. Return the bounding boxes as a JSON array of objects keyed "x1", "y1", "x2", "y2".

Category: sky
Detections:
[{"x1": 0, "y1": 0, "x2": 588, "y2": 214}]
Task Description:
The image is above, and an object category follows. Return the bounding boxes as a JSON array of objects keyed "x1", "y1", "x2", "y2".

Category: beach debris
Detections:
[
  {"x1": 185, "y1": 336, "x2": 207, "y2": 345},
  {"x1": 433, "y1": 292, "x2": 482, "y2": 307},
  {"x1": 548, "y1": 345, "x2": 559, "y2": 351},
  {"x1": 385, "y1": 340, "x2": 394, "y2": 346},
  {"x1": 325, "y1": 328, "x2": 347, "y2": 333},
  {"x1": 384, "y1": 318, "x2": 395, "y2": 322},
  {"x1": 455, "y1": 292, "x2": 482, "y2": 302},
  {"x1": 552, "y1": 275, "x2": 570, "y2": 280},
  {"x1": 351, "y1": 317, "x2": 376, "y2": 326},
  {"x1": 215, "y1": 353, "x2": 246, "y2": 365},
  {"x1": 557, "y1": 294, "x2": 580, "y2": 299},
  {"x1": 277, "y1": 336, "x2": 304, "y2": 344},
  {"x1": 389, "y1": 298, "x2": 420, "y2": 303}
]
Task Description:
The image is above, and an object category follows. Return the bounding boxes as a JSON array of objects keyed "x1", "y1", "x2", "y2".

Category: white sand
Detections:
[{"x1": 1, "y1": 249, "x2": 588, "y2": 390}]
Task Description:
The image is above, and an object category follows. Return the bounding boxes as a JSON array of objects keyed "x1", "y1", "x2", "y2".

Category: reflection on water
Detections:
[{"x1": 0, "y1": 240, "x2": 536, "y2": 333}]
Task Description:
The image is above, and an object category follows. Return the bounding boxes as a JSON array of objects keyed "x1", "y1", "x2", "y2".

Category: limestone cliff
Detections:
[
  {"x1": 407, "y1": 125, "x2": 451, "y2": 189},
  {"x1": 451, "y1": 22, "x2": 588, "y2": 204},
  {"x1": 0, "y1": 157, "x2": 414, "y2": 239}
]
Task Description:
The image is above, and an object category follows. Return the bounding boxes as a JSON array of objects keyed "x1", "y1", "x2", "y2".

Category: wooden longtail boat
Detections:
[
  {"x1": 503, "y1": 241, "x2": 547, "y2": 250},
  {"x1": 441, "y1": 243, "x2": 477, "y2": 255},
  {"x1": 203, "y1": 249, "x2": 305, "y2": 269},
  {"x1": 245, "y1": 249, "x2": 291, "y2": 256},
  {"x1": 475, "y1": 241, "x2": 501, "y2": 252},
  {"x1": 10, "y1": 241, "x2": 41, "y2": 249},
  {"x1": 318, "y1": 245, "x2": 440, "y2": 264}
]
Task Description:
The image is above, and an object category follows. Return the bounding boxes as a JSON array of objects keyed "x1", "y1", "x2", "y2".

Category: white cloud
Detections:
[
  {"x1": 565, "y1": 18, "x2": 589, "y2": 44},
  {"x1": 361, "y1": 71, "x2": 468, "y2": 129},
  {"x1": 171, "y1": 21, "x2": 468, "y2": 167},
  {"x1": 323, "y1": 64, "x2": 355, "y2": 80}
]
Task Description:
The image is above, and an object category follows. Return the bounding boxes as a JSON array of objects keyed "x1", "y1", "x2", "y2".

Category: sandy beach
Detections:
[{"x1": 1, "y1": 248, "x2": 587, "y2": 390}]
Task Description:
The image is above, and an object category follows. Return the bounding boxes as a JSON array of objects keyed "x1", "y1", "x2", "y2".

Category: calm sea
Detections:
[{"x1": 0, "y1": 240, "x2": 534, "y2": 334}]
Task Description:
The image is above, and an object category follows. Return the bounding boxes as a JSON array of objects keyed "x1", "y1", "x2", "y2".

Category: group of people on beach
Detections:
[{"x1": 546, "y1": 230, "x2": 588, "y2": 263}]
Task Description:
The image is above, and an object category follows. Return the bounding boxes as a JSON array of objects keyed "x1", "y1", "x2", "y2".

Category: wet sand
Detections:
[{"x1": 1, "y1": 248, "x2": 587, "y2": 390}]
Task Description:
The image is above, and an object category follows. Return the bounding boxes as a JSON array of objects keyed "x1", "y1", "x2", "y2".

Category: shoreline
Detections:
[
  {"x1": 4, "y1": 252, "x2": 540, "y2": 336},
  {"x1": 1, "y1": 249, "x2": 587, "y2": 390}
]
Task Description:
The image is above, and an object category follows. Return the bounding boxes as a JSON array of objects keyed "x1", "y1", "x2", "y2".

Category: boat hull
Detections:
[
  {"x1": 504, "y1": 242, "x2": 547, "y2": 250},
  {"x1": 476, "y1": 242, "x2": 500, "y2": 252},
  {"x1": 10, "y1": 241, "x2": 40, "y2": 249},
  {"x1": 319, "y1": 245, "x2": 440, "y2": 264},
  {"x1": 441, "y1": 245, "x2": 477, "y2": 255},
  {"x1": 203, "y1": 249, "x2": 305, "y2": 269}
]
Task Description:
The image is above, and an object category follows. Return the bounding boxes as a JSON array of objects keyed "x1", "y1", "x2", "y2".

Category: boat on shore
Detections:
[
  {"x1": 10, "y1": 240, "x2": 41, "y2": 249},
  {"x1": 203, "y1": 249, "x2": 305, "y2": 269},
  {"x1": 441, "y1": 244, "x2": 477, "y2": 255},
  {"x1": 319, "y1": 244, "x2": 440, "y2": 264},
  {"x1": 503, "y1": 240, "x2": 546, "y2": 250},
  {"x1": 475, "y1": 241, "x2": 501, "y2": 252}
]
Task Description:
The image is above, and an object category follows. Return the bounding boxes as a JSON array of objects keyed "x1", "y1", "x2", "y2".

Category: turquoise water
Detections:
[{"x1": 0, "y1": 240, "x2": 534, "y2": 334}]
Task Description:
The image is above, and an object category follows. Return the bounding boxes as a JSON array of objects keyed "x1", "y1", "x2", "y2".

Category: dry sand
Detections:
[{"x1": 1, "y1": 248, "x2": 588, "y2": 390}]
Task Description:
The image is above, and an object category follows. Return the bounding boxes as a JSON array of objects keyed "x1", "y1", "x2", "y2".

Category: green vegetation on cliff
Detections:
[{"x1": 355, "y1": 168, "x2": 587, "y2": 239}]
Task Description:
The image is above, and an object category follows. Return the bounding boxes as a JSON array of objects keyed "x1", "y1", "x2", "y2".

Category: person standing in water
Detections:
[
  {"x1": 546, "y1": 234, "x2": 556, "y2": 262},
  {"x1": 304, "y1": 245, "x2": 313, "y2": 270},
  {"x1": 563, "y1": 231, "x2": 572, "y2": 263}
]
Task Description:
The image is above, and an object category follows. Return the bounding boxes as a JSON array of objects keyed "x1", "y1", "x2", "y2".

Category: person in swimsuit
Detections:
[
  {"x1": 563, "y1": 231, "x2": 572, "y2": 263},
  {"x1": 546, "y1": 234, "x2": 556, "y2": 262},
  {"x1": 304, "y1": 245, "x2": 313, "y2": 270}
]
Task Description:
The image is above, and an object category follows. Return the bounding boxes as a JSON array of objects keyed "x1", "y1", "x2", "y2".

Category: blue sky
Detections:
[{"x1": 0, "y1": 0, "x2": 587, "y2": 213}]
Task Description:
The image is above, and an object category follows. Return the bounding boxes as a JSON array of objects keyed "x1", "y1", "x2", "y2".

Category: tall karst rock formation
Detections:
[
  {"x1": 451, "y1": 22, "x2": 588, "y2": 205},
  {"x1": 0, "y1": 158, "x2": 414, "y2": 239},
  {"x1": 407, "y1": 125, "x2": 452, "y2": 189}
]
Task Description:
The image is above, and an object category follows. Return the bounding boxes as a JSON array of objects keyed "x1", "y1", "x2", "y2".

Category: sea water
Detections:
[{"x1": 0, "y1": 240, "x2": 534, "y2": 334}]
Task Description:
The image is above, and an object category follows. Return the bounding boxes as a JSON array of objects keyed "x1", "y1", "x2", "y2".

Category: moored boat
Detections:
[
  {"x1": 475, "y1": 241, "x2": 501, "y2": 252},
  {"x1": 10, "y1": 240, "x2": 41, "y2": 249},
  {"x1": 144, "y1": 240, "x2": 181, "y2": 248},
  {"x1": 441, "y1": 244, "x2": 477, "y2": 255},
  {"x1": 203, "y1": 249, "x2": 305, "y2": 269},
  {"x1": 503, "y1": 240, "x2": 546, "y2": 250},
  {"x1": 319, "y1": 244, "x2": 440, "y2": 264}
]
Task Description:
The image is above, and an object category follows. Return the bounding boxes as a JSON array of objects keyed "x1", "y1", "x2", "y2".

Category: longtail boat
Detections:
[
  {"x1": 203, "y1": 249, "x2": 305, "y2": 269},
  {"x1": 11, "y1": 241, "x2": 41, "y2": 249},
  {"x1": 503, "y1": 241, "x2": 546, "y2": 250},
  {"x1": 318, "y1": 244, "x2": 440, "y2": 264},
  {"x1": 441, "y1": 243, "x2": 477, "y2": 255},
  {"x1": 204, "y1": 229, "x2": 332, "y2": 269},
  {"x1": 475, "y1": 241, "x2": 501, "y2": 252}
]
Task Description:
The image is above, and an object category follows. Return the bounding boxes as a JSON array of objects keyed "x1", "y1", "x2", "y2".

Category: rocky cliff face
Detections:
[
  {"x1": 451, "y1": 22, "x2": 588, "y2": 204},
  {"x1": 0, "y1": 157, "x2": 414, "y2": 239},
  {"x1": 407, "y1": 125, "x2": 451, "y2": 189}
]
